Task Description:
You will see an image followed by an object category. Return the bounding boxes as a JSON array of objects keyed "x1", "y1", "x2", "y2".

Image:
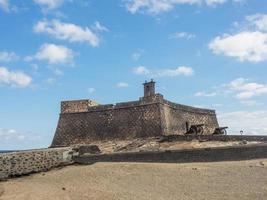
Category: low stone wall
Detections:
[
  {"x1": 159, "y1": 135, "x2": 267, "y2": 142},
  {"x1": 2, "y1": 143, "x2": 267, "y2": 180},
  {"x1": 0, "y1": 147, "x2": 74, "y2": 180},
  {"x1": 74, "y1": 144, "x2": 267, "y2": 164}
]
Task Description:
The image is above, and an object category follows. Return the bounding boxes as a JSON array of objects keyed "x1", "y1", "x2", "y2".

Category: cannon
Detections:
[
  {"x1": 213, "y1": 127, "x2": 228, "y2": 135},
  {"x1": 185, "y1": 124, "x2": 204, "y2": 135}
]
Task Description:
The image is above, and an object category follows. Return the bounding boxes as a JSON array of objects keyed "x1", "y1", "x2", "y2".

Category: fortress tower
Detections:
[
  {"x1": 144, "y1": 79, "x2": 155, "y2": 97},
  {"x1": 51, "y1": 81, "x2": 219, "y2": 147}
]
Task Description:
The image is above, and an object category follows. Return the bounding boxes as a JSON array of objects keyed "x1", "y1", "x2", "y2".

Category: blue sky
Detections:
[{"x1": 0, "y1": 0, "x2": 267, "y2": 150}]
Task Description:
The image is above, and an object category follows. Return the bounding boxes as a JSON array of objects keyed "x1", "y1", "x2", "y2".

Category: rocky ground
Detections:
[
  {"x1": 91, "y1": 138, "x2": 262, "y2": 153},
  {"x1": 1, "y1": 159, "x2": 267, "y2": 200}
]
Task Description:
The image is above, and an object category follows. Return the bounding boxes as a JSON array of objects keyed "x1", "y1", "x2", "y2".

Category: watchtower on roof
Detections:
[{"x1": 143, "y1": 79, "x2": 155, "y2": 97}]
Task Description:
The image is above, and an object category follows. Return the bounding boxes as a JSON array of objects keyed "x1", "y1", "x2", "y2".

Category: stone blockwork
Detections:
[
  {"x1": 74, "y1": 144, "x2": 267, "y2": 164},
  {"x1": 51, "y1": 81, "x2": 220, "y2": 147},
  {"x1": 0, "y1": 148, "x2": 73, "y2": 180},
  {"x1": 52, "y1": 102, "x2": 162, "y2": 147},
  {"x1": 61, "y1": 99, "x2": 99, "y2": 113},
  {"x1": 160, "y1": 100, "x2": 219, "y2": 135}
]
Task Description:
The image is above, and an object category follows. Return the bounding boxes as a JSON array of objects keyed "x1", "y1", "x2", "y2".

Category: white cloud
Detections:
[
  {"x1": 133, "y1": 66, "x2": 150, "y2": 75},
  {"x1": 131, "y1": 49, "x2": 144, "y2": 61},
  {"x1": 160, "y1": 66, "x2": 194, "y2": 76},
  {"x1": 133, "y1": 65, "x2": 194, "y2": 77},
  {"x1": 240, "y1": 100, "x2": 258, "y2": 106},
  {"x1": 34, "y1": 19, "x2": 101, "y2": 47},
  {"x1": 209, "y1": 31, "x2": 267, "y2": 62},
  {"x1": 132, "y1": 52, "x2": 141, "y2": 61},
  {"x1": 246, "y1": 14, "x2": 267, "y2": 32},
  {"x1": 87, "y1": 87, "x2": 96, "y2": 94},
  {"x1": 32, "y1": 43, "x2": 75, "y2": 64},
  {"x1": 33, "y1": 0, "x2": 65, "y2": 9},
  {"x1": 124, "y1": 0, "x2": 237, "y2": 14},
  {"x1": 44, "y1": 78, "x2": 56, "y2": 85},
  {"x1": 195, "y1": 91, "x2": 217, "y2": 97},
  {"x1": 218, "y1": 111, "x2": 267, "y2": 135},
  {"x1": 125, "y1": 0, "x2": 200, "y2": 14},
  {"x1": 0, "y1": 128, "x2": 41, "y2": 141},
  {"x1": 0, "y1": 51, "x2": 19, "y2": 62},
  {"x1": 0, "y1": 0, "x2": 9, "y2": 12},
  {"x1": 228, "y1": 78, "x2": 267, "y2": 99},
  {"x1": 205, "y1": 0, "x2": 227, "y2": 6},
  {"x1": 0, "y1": 129, "x2": 26, "y2": 140},
  {"x1": 195, "y1": 78, "x2": 267, "y2": 100},
  {"x1": 0, "y1": 66, "x2": 32, "y2": 88},
  {"x1": 93, "y1": 21, "x2": 109, "y2": 32},
  {"x1": 170, "y1": 32, "x2": 195, "y2": 40},
  {"x1": 209, "y1": 14, "x2": 267, "y2": 62},
  {"x1": 117, "y1": 82, "x2": 130, "y2": 88}
]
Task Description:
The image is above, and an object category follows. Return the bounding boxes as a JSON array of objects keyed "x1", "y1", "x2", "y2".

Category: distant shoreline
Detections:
[{"x1": 0, "y1": 150, "x2": 15, "y2": 154}]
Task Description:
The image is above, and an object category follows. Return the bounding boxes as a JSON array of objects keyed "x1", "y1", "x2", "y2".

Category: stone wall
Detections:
[
  {"x1": 74, "y1": 143, "x2": 267, "y2": 164},
  {"x1": 51, "y1": 102, "x2": 162, "y2": 147},
  {"x1": 159, "y1": 134, "x2": 267, "y2": 142},
  {"x1": 161, "y1": 100, "x2": 219, "y2": 135},
  {"x1": 0, "y1": 148, "x2": 74, "y2": 180},
  {"x1": 61, "y1": 99, "x2": 99, "y2": 113}
]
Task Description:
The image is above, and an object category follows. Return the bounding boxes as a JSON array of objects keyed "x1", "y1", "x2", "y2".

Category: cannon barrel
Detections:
[
  {"x1": 218, "y1": 126, "x2": 228, "y2": 130},
  {"x1": 213, "y1": 127, "x2": 228, "y2": 135},
  {"x1": 192, "y1": 124, "x2": 204, "y2": 127}
]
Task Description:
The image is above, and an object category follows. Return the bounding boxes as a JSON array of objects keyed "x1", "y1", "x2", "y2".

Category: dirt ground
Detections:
[{"x1": 1, "y1": 159, "x2": 267, "y2": 200}]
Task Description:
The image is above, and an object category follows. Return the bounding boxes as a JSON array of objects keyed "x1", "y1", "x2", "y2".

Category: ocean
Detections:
[{"x1": 0, "y1": 150, "x2": 15, "y2": 154}]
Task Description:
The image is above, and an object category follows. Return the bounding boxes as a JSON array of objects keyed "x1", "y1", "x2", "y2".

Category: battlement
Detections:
[
  {"x1": 60, "y1": 93, "x2": 214, "y2": 116},
  {"x1": 61, "y1": 99, "x2": 99, "y2": 113},
  {"x1": 60, "y1": 92, "x2": 164, "y2": 114}
]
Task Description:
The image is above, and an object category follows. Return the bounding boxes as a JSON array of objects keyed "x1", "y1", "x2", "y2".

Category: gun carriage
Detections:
[
  {"x1": 213, "y1": 127, "x2": 228, "y2": 135},
  {"x1": 185, "y1": 124, "x2": 204, "y2": 135}
]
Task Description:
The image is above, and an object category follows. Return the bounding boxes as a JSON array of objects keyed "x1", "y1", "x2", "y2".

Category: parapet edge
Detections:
[{"x1": 162, "y1": 99, "x2": 216, "y2": 115}]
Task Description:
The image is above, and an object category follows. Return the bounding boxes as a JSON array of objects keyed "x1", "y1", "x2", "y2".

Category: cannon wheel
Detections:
[
  {"x1": 191, "y1": 127, "x2": 198, "y2": 135},
  {"x1": 222, "y1": 129, "x2": 227, "y2": 135},
  {"x1": 198, "y1": 126, "x2": 204, "y2": 135}
]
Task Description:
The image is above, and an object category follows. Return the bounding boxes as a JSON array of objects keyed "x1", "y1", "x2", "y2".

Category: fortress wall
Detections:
[
  {"x1": 51, "y1": 103, "x2": 162, "y2": 147},
  {"x1": 0, "y1": 148, "x2": 73, "y2": 180},
  {"x1": 61, "y1": 100, "x2": 99, "y2": 113},
  {"x1": 161, "y1": 101, "x2": 219, "y2": 135},
  {"x1": 163, "y1": 100, "x2": 215, "y2": 114},
  {"x1": 87, "y1": 104, "x2": 114, "y2": 112},
  {"x1": 115, "y1": 101, "x2": 140, "y2": 108}
]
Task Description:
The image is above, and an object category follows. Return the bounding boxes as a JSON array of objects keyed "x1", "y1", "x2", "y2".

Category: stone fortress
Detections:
[
  {"x1": 51, "y1": 80, "x2": 219, "y2": 147},
  {"x1": 2, "y1": 80, "x2": 267, "y2": 181}
]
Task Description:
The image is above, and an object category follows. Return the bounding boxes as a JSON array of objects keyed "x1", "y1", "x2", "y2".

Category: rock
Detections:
[{"x1": 78, "y1": 145, "x2": 101, "y2": 155}]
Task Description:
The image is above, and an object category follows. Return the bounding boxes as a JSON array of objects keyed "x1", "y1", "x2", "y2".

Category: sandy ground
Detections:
[{"x1": 1, "y1": 159, "x2": 267, "y2": 200}]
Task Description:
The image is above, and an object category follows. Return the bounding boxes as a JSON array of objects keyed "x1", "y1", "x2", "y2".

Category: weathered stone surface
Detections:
[
  {"x1": 61, "y1": 99, "x2": 99, "y2": 113},
  {"x1": 74, "y1": 143, "x2": 267, "y2": 164},
  {"x1": 0, "y1": 148, "x2": 73, "y2": 180},
  {"x1": 51, "y1": 81, "x2": 219, "y2": 147},
  {"x1": 76, "y1": 145, "x2": 101, "y2": 155}
]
